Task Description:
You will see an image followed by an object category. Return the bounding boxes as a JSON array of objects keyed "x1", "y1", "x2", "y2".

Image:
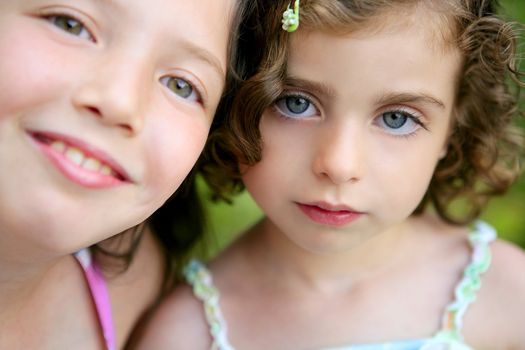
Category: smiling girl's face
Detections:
[
  {"x1": 0, "y1": 0, "x2": 235, "y2": 255},
  {"x1": 242, "y1": 11, "x2": 462, "y2": 254}
]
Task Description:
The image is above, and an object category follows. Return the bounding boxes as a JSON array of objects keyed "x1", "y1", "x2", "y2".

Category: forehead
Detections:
[
  {"x1": 301, "y1": 1, "x2": 459, "y2": 52},
  {"x1": 107, "y1": 0, "x2": 236, "y2": 51},
  {"x1": 290, "y1": 2, "x2": 463, "y2": 72},
  {"x1": 285, "y1": 12, "x2": 462, "y2": 115},
  {"x1": 122, "y1": 0, "x2": 238, "y2": 89}
]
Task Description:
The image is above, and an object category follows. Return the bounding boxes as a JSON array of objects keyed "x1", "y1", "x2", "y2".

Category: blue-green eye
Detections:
[
  {"x1": 274, "y1": 94, "x2": 318, "y2": 119},
  {"x1": 382, "y1": 111, "x2": 408, "y2": 129},
  {"x1": 160, "y1": 76, "x2": 199, "y2": 102},
  {"x1": 285, "y1": 96, "x2": 310, "y2": 114},
  {"x1": 46, "y1": 15, "x2": 93, "y2": 41},
  {"x1": 375, "y1": 110, "x2": 425, "y2": 136}
]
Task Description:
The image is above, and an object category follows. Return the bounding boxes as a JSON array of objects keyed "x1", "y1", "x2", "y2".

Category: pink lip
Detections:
[
  {"x1": 296, "y1": 202, "x2": 364, "y2": 227},
  {"x1": 28, "y1": 131, "x2": 131, "y2": 188}
]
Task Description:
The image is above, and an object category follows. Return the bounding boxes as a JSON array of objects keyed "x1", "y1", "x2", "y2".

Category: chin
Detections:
[{"x1": 292, "y1": 235, "x2": 362, "y2": 255}]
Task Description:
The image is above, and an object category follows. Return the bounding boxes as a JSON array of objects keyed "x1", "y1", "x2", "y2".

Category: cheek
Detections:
[
  {"x1": 242, "y1": 138, "x2": 298, "y2": 211},
  {"x1": 242, "y1": 120, "x2": 287, "y2": 207},
  {"x1": 142, "y1": 116, "x2": 210, "y2": 201},
  {"x1": 258, "y1": 117, "x2": 312, "y2": 175},
  {"x1": 242, "y1": 162, "x2": 276, "y2": 212},
  {"x1": 375, "y1": 143, "x2": 440, "y2": 213},
  {"x1": 0, "y1": 25, "x2": 75, "y2": 117}
]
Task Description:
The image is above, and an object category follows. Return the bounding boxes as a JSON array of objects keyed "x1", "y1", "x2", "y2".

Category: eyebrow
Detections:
[
  {"x1": 284, "y1": 76, "x2": 337, "y2": 99},
  {"x1": 375, "y1": 92, "x2": 446, "y2": 110},
  {"x1": 178, "y1": 39, "x2": 226, "y2": 81},
  {"x1": 285, "y1": 77, "x2": 446, "y2": 111}
]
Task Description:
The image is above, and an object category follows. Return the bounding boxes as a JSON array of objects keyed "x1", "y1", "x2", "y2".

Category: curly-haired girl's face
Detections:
[{"x1": 242, "y1": 14, "x2": 462, "y2": 253}]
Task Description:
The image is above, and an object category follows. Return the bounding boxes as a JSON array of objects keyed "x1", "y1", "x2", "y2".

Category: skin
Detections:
[
  {"x1": 0, "y1": 0, "x2": 235, "y2": 348},
  {"x1": 134, "y1": 7, "x2": 525, "y2": 350}
]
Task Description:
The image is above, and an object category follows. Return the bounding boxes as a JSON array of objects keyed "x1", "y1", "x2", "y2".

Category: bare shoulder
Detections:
[
  {"x1": 486, "y1": 238, "x2": 525, "y2": 304},
  {"x1": 129, "y1": 283, "x2": 212, "y2": 349},
  {"x1": 486, "y1": 239, "x2": 525, "y2": 309},
  {"x1": 465, "y1": 237, "x2": 525, "y2": 348}
]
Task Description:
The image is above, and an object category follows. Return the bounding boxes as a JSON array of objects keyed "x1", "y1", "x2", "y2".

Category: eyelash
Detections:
[
  {"x1": 273, "y1": 92, "x2": 320, "y2": 120},
  {"x1": 374, "y1": 107, "x2": 428, "y2": 138},
  {"x1": 274, "y1": 92, "x2": 428, "y2": 137},
  {"x1": 40, "y1": 11, "x2": 205, "y2": 107},
  {"x1": 41, "y1": 11, "x2": 96, "y2": 42},
  {"x1": 159, "y1": 75, "x2": 205, "y2": 106}
]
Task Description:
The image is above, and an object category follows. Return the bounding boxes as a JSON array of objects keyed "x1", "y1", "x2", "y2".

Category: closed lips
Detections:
[{"x1": 296, "y1": 202, "x2": 364, "y2": 227}]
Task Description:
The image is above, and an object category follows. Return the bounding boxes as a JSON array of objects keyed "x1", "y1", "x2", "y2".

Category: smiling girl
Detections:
[
  {"x1": 136, "y1": 0, "x2": 525, "y2": 349},
  {"x1": 0, "y1": 0, "x2": 245, "y2": 349}
]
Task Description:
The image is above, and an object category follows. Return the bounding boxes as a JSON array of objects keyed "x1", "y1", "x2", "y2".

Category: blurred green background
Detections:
[{"x1": 199, "y1": 0, "x2": 525, "y2": 256}]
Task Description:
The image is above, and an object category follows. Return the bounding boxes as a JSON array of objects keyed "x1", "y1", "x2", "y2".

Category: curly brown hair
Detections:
[{"x1": 201, "y1": 0, "x2": 524, "y2": 225}]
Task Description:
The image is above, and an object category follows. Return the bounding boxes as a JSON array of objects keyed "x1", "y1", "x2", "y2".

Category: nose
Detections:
[
  {"x1": 312, "y1": 122, "x2": 364, "y2": 185},
  {"x1": 72, "y1": 53, "x2": 150, "y2": 136}
]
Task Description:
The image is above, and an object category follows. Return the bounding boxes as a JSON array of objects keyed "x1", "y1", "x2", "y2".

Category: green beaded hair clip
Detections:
[{"x1": 282, "y1": 0, "x2": 300, "y2": 32}]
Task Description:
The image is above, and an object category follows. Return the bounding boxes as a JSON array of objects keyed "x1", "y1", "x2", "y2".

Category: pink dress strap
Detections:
[{"x1": 74, "y1": 249, "x2": 116, "y2": 350}]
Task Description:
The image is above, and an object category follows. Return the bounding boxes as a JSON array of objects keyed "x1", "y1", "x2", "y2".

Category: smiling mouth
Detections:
[{"x1": 30, "y1": 131, "x2": 129, "y2": 186}]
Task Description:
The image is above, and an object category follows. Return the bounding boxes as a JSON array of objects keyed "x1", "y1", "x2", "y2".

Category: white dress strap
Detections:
[
  {"x1": 425, "y1": 220, "x2": 496, "y2": 348},
  {"x1": 184, "y1": 259, "x2": 235, "y2": 350}
]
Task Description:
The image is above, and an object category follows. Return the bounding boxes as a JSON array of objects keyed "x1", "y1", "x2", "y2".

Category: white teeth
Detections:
[
  {"x1": 65, "y1": 147, "x2": 85, "y2": 165},
  {"x1": 51, "y1": 141, "x2": 66, "y2": 153},
  {"x1": 82, "y1": 157, "x2": 102, "y2": 171},
  {"x1": 49, "y1": 139, "x2": 117, "y2": 177},
  {"x1": 100, "y1": 165, "x2": 112, "y2": 176}
]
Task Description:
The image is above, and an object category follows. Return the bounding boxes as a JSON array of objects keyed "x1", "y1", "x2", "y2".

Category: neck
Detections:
[
  {"x1": 0, "y1": 235, "x2": 74, "y2": 318},
  {"x1": 247, "y1": 218, "x2": 416, "y2": 294}
]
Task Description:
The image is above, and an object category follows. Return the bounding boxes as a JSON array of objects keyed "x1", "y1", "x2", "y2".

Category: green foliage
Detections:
[{"x1": 480, "y1": 0, "x2": 525, "y2": 247}]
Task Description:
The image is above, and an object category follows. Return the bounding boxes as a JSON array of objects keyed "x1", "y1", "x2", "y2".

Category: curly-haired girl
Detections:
[{"x1": 136, "y1": 0, "x2": 525, "y2": 349}]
